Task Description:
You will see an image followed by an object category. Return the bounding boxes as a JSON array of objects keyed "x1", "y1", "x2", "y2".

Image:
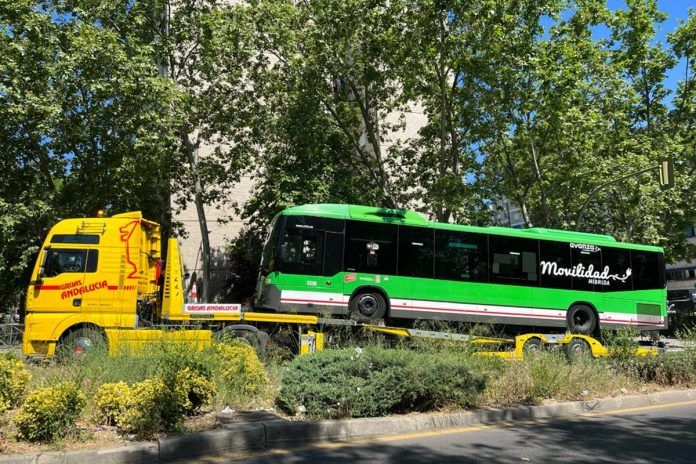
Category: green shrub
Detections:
[
  {"x1": 276, "y1": 348, "x2": 485, "y2": 419},
  {"x1": 486, "y1": 352, "x2": 631, "y2": 406},
  {"x1": 94, "y1": 381, "x2": 130, "y2": 426},
  {"x1": 0, "y1": 354, "x2": 31, "y2": 412},
  {"x1": 14, "y1": 381, "x2": 86, "y2": 442},
  {"x1": 173, "y1": 368, "x2": 216, "y2": 415},
  {"x1": 212, "y1": 341, "x2": 268, "y2": 396},
  {"x1": 116, "y1": 376, "x2": 187, "y2": 438},
  {"x1": 615, "y1": 350, "x2": 696, "y2": 386}
]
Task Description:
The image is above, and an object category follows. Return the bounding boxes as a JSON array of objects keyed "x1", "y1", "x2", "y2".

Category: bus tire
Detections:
[
  {"x1": 566, "y1": 304, "x2": 597, "y2": 335},
  {"x1": 57, "y1": 327, "x2": 106, "y2": 358},
  {"x1": 349, "y1": 291, "x2": 387, "y2": 323}
]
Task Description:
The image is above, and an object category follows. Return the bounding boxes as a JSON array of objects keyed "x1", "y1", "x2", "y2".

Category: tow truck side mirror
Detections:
[{"x1": 37, "y1": 246, "x2": 50, "y2": 280}]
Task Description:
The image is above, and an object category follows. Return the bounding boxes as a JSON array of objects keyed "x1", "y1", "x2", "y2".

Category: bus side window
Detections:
[
  {"x1": 398, "y1": 226, "x2": 434, "y2": 278},
  {"x1": 279, "y1": 228, "x2": 324, "y2": 275},
  {"x1": 571, "y1": 246, "x2": 601, "y2": 291},
  {"x1": 602, "y1": 247, "x2": 632, "y2": 292},
  {"x1": 632, "y1": 251, "x2": 661, "y2": 290},
  {"x1": 344, "y1": 220, "x2": 397, "y2": 275},
  {"x1": 489, "y1": 236, "x2": 538, "y2": 285},
  {"x1": 434, "y1": 230, "x2": 487, "y2": 282},
  {"x1": 539, "y1": 240, "x2": 572, "y2": 289}
]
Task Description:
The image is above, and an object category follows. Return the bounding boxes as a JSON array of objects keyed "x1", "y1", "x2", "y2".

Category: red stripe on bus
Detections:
[
  {"x1": 281, "y1": 298, "x2": 348, "y2": 306},
  {"x1": 401, "y1": 304, "x2": 565, "y2": 319},
  {"x1": 600, "y1": 318, "x2": 663, "y2": 325}
]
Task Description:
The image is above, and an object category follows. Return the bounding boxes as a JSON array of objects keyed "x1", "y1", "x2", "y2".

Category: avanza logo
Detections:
[
  {"x1": 540, "y1": 261, "x2": 631, "y2": 286},
  {"x1": 570, "y1": 243, "x2": 601, "y2": 253}
]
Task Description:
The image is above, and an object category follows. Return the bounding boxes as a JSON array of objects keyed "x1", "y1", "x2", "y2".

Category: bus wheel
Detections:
[
  {"x1": 564, "y1": 337, "x2": 592, "y2": 361},
  {"x1": 58, "y1": 328, "x2": 106, "y2": 359},
  {"x1": 567, "y1": 305, "x2": 597, "y2": 335},
  {"x1": 350, "y1": 291, "x2": 387, "y2": 323}
]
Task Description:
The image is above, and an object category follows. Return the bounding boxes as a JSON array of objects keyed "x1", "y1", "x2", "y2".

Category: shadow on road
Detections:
[{"x1": 212, "y1": 411, "x2": 696, "y2": 464}]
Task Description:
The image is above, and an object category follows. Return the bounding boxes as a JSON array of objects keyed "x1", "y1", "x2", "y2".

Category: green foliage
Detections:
[
  {"x1": 94, "y1": 381, "x2": 130, "y2": 426},
  {"x1": 486, "y1": 352, "x2": 631, "y2": 406},
  {"x1": 212, "y1": 340, "x2": 269, "y2": 399},
  {"x1": 615, "y1": 350, "x2": 696, "y2": 386},
  {"x1": 115, "y1": 376, "x2": 187, "y2": 438},
  {"x1": 0, "y1": 354, "x2": 31, "y2": 412},
  {"x1": 14, "y1": 381, "x2": 86, "y2": 443},
  {"x1": 602, "y1": 327, "x2": 640, "y2": 360},
  {"x1": 276, "y1": 347, "x2": 485, "y2": 419}
]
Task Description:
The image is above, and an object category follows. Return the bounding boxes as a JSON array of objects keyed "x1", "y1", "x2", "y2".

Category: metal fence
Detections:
[{"x1": 0, "y1": 323, "x2": 23, "y2": 349}]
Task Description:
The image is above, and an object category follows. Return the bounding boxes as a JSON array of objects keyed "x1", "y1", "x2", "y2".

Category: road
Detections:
[{"x1": 189, "y1": 400, "x2": 696, "y2": 464}]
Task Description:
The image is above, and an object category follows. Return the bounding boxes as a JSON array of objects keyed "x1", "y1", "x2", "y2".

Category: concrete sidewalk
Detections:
[{"x1": 2, "y1": 389, "x2": 695, "y2": 464}]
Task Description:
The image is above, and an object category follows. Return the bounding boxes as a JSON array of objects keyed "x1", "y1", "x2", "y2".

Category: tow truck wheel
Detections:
[
  {"x1": 349, "y1": 291, "x2": 387, "y2": 323},
  {"x1": 58, "y1": 328, "x2": 106, "y2": 358},
  {"x1": 218, "y1": 327, "x2": 270, "y2": 359},
  {"x1": 564, "y1": 337, "x2": 592, "y2": 361}
]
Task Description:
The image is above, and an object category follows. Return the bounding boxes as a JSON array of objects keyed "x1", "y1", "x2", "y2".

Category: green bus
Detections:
[{"x1": 254, "y1": 204, "x2": 667, "y2": 334}]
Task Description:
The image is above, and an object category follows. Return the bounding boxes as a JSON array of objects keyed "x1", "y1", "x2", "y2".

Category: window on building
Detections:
[
  {"x1": 434, "y1": 230, "x2": 488, "y2": 282},
  {"x1": 489, "y1": 236, "x2": 538, "y2": 286},
  {"x1": 344, "y1": 221, "x2": 397, "y2": 275}
]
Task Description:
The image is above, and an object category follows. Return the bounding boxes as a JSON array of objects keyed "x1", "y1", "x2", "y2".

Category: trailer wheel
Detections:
[
  {"x1": 57, "y1": 328, "x2": 106, "y2": 359},
  {"x1": 567, "y1": 304, "x2": 598, "y2": 335},
  {"x1": 564, "y1": 337, "x2": 592, "y2": 361},
  {"x1": 522, "y1": 337, "x2": 543, "y2": 354},
  {"x1": 349, "y1": 291, "x2": 387, "y2": 323}
]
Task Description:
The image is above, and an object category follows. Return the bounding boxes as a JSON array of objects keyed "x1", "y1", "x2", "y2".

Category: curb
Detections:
[{"x1": 3, "y1": 389, "x2": 695, "y2": 463}]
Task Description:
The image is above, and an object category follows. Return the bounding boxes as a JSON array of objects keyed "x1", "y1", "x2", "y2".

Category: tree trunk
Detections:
[{"x1": 181, "y1": 129, "x2": 211, "y2": 303}]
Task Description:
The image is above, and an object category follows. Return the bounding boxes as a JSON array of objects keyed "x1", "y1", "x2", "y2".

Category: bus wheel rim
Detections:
[{"x1": 358, "y1": 295, "x2": 378, "y2": 316}]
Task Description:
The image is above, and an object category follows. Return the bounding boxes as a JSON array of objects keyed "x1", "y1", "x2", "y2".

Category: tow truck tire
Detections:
[
  {"x1": 566, "y1": 304, "x2": 598, "y2": 335},
  {"x1": 349, "y1": 291, "x2": 387, "y2": 323},
  {"x1": 58, "y1": 328, "x2": 106, "y2": 358}
]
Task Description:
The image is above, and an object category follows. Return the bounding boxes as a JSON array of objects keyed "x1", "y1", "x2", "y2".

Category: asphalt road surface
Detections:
[{"x1": 188, "y1": 400, "x2": 696, "y2": 464}]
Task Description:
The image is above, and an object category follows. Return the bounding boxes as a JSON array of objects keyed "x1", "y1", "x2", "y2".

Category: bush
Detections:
[
  {"x1": 212, "y1": 341, "x2": 268, "y2": 396},
  {"x1": 173, "y1": 368, "x2": 216, "y2": 415},
  {"x1": 116, "y1": 376, "x2": 187, "y2": 438},
  {"x1": 0, "y1": 354, "x2": 31, "y2": 412},
  {"x1": 95, "y1": 368, "x2": 215, "y2": 436},
  {"x1": 486, "y1": 352, "x2": 630, "y2": 406},
  {"x1": 615, "y1": 350, "x2": 696, "y2": 386},
  {"x1": 276, "y1": 348, "x2": 485, "y2": 419},
  {"x1": 94, "y1": 381, "x2": 130, "y2": 426},
  {"x1": 14, "y1": 381, "x2": 86, "y2": 442}
]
